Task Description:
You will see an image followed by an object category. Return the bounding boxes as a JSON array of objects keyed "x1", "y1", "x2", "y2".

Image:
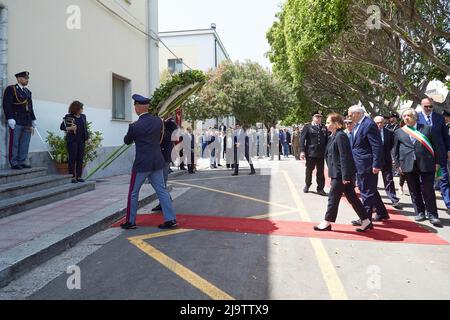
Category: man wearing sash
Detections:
[
  {"x1": 393, "y1": 109, "x2": 442, "y2": 227},
  {"x1": 417, "y1": 97, "x2": 450, "y2": 214},
  {"x1": 2, "y1": 71, "x2": 36, "y2": 169}
]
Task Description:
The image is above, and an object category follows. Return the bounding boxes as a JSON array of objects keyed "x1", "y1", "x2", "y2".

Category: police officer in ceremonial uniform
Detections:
[
  {"x1": 121, "y1": 94, "x2": 177, "y2": 230},
  {"x1": 300, "y1": 110, "x2": 328, "y2": 196},
  {"x1": 2, "y1": 71, "x2": 36, "y2": 169}
]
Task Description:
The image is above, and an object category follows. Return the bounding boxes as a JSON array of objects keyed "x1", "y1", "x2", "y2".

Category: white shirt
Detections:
[
  {"x1": 424, "y1": 112, "x2": 433, "y2": 126},
  {"x1": 353, "y1": 116, "x2": 365, "y2": 137}
]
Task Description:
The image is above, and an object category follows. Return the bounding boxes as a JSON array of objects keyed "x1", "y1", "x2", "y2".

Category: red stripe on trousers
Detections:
[
  {"x1": 9, "y1": 128, "x2": 14, "y2": 162},
  {"x1": 126, "y1": 172, "x2": 137, "y2": 223}
]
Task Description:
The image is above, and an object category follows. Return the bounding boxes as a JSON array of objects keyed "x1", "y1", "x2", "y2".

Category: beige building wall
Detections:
[
  {"x1": 0, "y1": 0, "x2": 159, "y2": 175},
  {"x1": 159, "y1": 45, "x2": 199, "y2": 76},
  {"x1": 3, "y1": 0, "x2": 149, "y2": 109}
]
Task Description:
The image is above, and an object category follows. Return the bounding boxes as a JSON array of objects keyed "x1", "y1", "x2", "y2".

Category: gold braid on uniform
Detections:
[{"x1": 12, "y1": 86, "x2": 28, "y2": 106}]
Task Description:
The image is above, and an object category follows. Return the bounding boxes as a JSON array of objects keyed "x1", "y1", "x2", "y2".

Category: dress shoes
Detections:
[
  {"x1": 317, "y1": 190, "x2": 327, "y2": 196},
  {"x1": 152, "y1": 204, "x2": 162, "y2": 212},
  {"x1": 373, "y1": 215, "x2": 390, "y2": 222},
  {"x1": 121, "y1": 222, "x2": 137, "y2": 230},
  {"x1": 429, "y1": 216, "x2": 443, "y2": 228},
  {"x1": 351, "y1": 219, "x2": 362, "y2": 226},
  {"x1": 356, "y1": 222, "x2": 374, "y2": 232},
  {"x1": 391, "y1": 200, "x2": 402, "y2": 209},
  {"x1": 71, "y1": 178, "x2": 78, "y2": 184},
  {"x1": 76, "y1": 178, "x2": 85, "y2": 183},
  {"x1": 158, "y1": 220, "x2": 178, "y2": 229},
  {"x1": 11, "y1": 165, "x2": 22, "y2": 170},
  {"x1": 414, "y1": 212, "x2": 427, "y2": 222},
  {"x1": 313, "y1": 225, "x2": 332, "y2": 231},
  {"x1": 249, "y1": 171, "x2": 256, "y2": 175},
  {"x1": 303, "y1": 186, "x2": 309, "y2": 194},
  {"x1": 21, "y1": 164, "x2": 32, "y2": 169}
]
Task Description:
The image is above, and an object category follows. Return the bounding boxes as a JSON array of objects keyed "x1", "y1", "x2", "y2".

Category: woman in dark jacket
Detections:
[
  {"x1": 314, "y1": 113, "x2": 373, "y2": 232},
  {"x1": 60, "y1": 101, "x2": 89, "y2": 183}
]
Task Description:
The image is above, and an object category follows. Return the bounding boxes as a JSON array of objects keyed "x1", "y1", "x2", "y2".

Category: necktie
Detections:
[
  {"x1": 426, "y1": 116, "x2": 432, "y2": 126},
  {"x1": 353, "y1": 123, "x2": 360, "y2": 137}
]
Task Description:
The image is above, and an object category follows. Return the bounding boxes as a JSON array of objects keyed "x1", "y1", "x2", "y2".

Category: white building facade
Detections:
[
  {"x1": 159, "y1": 25, "x2": 234, "y2": 130},
  {"x1": 0, "y1": 0, "x2": 160, "y2": 177}
]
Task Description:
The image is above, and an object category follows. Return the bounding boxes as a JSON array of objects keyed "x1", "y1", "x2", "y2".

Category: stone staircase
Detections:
[{"x1": 0, "y1": 167, "x2": 95, "y2": 219}]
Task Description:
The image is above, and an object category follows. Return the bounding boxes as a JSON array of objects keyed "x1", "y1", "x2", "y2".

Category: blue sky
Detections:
[{"x1": 158, "y1": 0, "x2": 284, "y2": 69}]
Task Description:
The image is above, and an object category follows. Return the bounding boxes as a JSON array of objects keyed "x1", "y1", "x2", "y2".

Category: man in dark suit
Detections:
[
  {"x1": 418, "y1": 97, "x2": 450, "y2": 213},
  {"x1": 282, "y1": 128, "x2": 291, "y2": 158},
  {"x1": 300, "y1": 111, "x2": 328, "y2": 196},
  {"x1": 184, "y1": 127, "x2": 196, "y2": 174},
  {"x1": 393, "y1": 109, "x2": 442, "y2": 227},
  {"x1": 348, "y1": 106, "x2": 389, "y2": 224},
  {"x1": 121, "y1": 94, "x2": 176, "y2": 230},
  {"x1": 233, "y1": 122, "x2": 256, "y2": 176},
  {"x1": 152, "y1": 114, "x2": 178, "y2": 212},
  {"x1": 374, "y1": 116, "x2": 400, "y2": 207},
  {"x1": 2, "y1": 71, "x2": 37, "y2": 169}
]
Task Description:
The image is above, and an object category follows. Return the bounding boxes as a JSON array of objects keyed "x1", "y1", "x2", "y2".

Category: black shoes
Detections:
[
  {"x1": 314, "y1": 225, "x2": 332, "y2": 231},
  {"x1": 77, "y1": 178, "x2": 85, "y2": 183},
  {"x1": 373, "y1": 215, "x2": 390, "y2": 222},
  {"x1": 232, "y1": 172, "x2": 239, "y2": 176},
  {"x1": 303, "y1": 186, "x2": 309, "y2": 193},
  {"x1": 21, "y1": 164, "x2": 32, "y2": 169},
  {"x1": 415, "y1": 212, "x2": 427, "y2": 222},
  {"x1": 71, "y1": 179, "x2": 78, "y2": 184},
  {"x1": 429, "y1": 216, "x2": 443, "y2": 228},
  {"x1": 317, "y1": 190, "x2": 327, "y2": 196},
  {"x1": 356, "y1": 222, "x2": 374, "y2": 232},
  {"x1": 351, "y1": 219, "x2": 362, "y2": 226},
  {"x1": 11, "y1": 165, "x2": 22, "y2": 170},
  {"x1": 158, "y1": 220, "x2": 178, "y2": 229},
  {"x1": 121, "y1": 222, "x2": 137, "y2": 230},
  {"x1": 152, "y1": 204, "x2": 162, "y2": 212}
]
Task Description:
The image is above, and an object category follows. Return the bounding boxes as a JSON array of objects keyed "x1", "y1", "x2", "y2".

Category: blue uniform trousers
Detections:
[
  {"x1": 126, "y1": 169, "x2": 176, "y2": 225},
  {"x1": 10, "y1": 125, "x2": 32, "y2": 166}
]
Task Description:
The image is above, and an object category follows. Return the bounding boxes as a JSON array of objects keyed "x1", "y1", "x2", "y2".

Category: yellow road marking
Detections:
[
  {"x1": 171, "y1": 175, "x2": 250, "y2": 183},
  {"x1": 128, "y1": 229, "x2": 193, "y2": 242},
  {"x1": 282, "y1": 170, "x2": 348, "y2": 300},
  {"x1": 129, "y1": 238, "x2": 235, "y2": 300},
  {"x1": 171, "y1": 180, "x2": 298, "y2": 211}
]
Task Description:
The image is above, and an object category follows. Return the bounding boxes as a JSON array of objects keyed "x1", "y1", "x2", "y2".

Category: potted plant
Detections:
[{"x1": 46, "y1": 122, "x2": 103, "y2": 175}]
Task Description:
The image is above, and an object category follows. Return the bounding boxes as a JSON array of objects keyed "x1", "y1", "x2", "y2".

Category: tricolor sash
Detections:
[{"x1": 402, "y1": 126, "x2": 435, "y2": 157}]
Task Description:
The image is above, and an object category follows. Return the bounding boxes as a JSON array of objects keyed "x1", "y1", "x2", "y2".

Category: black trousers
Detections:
[
  {"x1": 381, "y1": 168, "x2": 399, "y2": 203},
  {"x1": 305, "y1": 157, "x2": 325, "y2": 191},
  {"x1": 234, "y1": 146, "x2": 254, "y2": 174},
  {"x1": 325, "y1": 178, "x2": 369, "y2": 223},
  {"x1": 404, "y1": 162, "x2": 438, "y2": 217},
  {"x1": 68, "y1": 139, "x2": 85, "y2": 178}
]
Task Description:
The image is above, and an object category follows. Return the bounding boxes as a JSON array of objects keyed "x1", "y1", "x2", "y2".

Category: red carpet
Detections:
[{"x1": 113, "y1": 214, "x2": 448, "y2": 245}]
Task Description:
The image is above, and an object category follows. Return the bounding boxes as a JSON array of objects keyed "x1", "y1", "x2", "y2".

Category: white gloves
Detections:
[
  {"x1": 32, "y1": 120, "x2": 37, "y2": 128},
  {"x1": 8, "y1": 119, "x2": 16, "y2": 130}
]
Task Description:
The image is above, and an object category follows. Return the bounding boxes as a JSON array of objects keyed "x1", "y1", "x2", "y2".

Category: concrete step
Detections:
[
  {"x1": 0, "y1": 175, "x2": 73, "y2": 201},
  {"x1": 0, "y1": 168, "x2": 47, "y2": 185},
  {"x1": 0, "y1": 182, "x2": 95, "y2": 219}
]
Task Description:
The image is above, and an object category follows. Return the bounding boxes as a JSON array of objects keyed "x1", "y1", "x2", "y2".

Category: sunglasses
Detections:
[{"x1": 423, "y1": 105, "x2": 433, "y2": 109}]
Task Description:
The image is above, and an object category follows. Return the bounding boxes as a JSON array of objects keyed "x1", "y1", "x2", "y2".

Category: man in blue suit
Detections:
[
  {"x1": 121, "y1": 94, "x2": 177, "y2": 230},
  {"x1": 418, "y1": 97, "x2": 450, "y2": 214},
  {"x1": 348, "y1": 106, "x2": 389, "y2": 225}
]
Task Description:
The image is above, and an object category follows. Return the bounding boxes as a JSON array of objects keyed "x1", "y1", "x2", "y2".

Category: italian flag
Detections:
[{"x1": 402, "y1": 126, "x2": 435, "y2": 158}]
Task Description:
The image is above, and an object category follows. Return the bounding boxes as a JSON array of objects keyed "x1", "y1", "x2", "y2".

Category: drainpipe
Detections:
[{"x1": 148, "y1": 0, "x2": 159, "y2": 96}]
